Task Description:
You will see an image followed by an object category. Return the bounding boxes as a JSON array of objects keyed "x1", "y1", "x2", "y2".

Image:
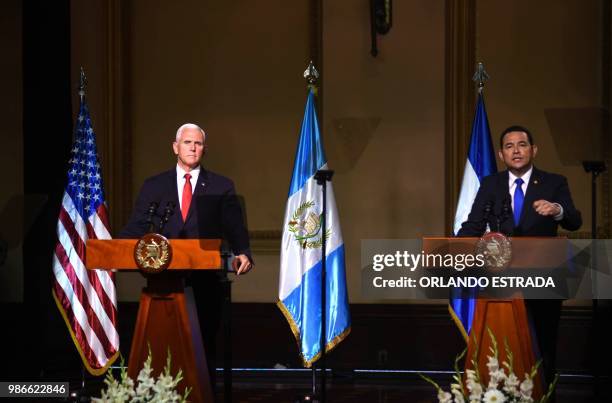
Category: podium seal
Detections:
[
  {"x1": 134, "y1": 233, "x2": 172, "y2": 273},
  {"x1": 475, "y1": 232, "x2": 512, "y2": 270}
]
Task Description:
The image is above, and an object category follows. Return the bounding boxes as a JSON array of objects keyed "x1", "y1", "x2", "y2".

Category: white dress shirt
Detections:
[{"x1": 176, "y1": 164, "x2": 200, "y2": 210}]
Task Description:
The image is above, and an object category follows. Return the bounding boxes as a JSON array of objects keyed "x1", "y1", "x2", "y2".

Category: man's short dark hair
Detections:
[{"x1": 499, "y1": 125, "x2": 534, "y2": 148}]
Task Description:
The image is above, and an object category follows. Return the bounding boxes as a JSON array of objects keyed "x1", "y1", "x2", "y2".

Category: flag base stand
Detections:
[
  {"x1": 68, "y1": 388, "x2": 91, "y2": 403},
  {"x1": 296, "y1": 394, "x2": 320, "y2": 403},
  {"x1": 297, "y1": 366, "x2": 333, "y2": 403},
  {"x1": 68, "y1": 364, "x2": 90, "y2": 402}
]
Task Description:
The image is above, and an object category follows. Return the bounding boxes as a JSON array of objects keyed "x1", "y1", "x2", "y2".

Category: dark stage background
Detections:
[{"x1": 1, "y1": 1, "x2": 612, "y2": 399}]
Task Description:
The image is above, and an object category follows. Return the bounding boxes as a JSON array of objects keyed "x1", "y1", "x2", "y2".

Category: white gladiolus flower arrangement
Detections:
[
  {"x1": 93, "y1": 347, "x2": 191, "y2": 403},
  {"x1": 420, "y1": 328, "x2": 558, "y2": 403}
]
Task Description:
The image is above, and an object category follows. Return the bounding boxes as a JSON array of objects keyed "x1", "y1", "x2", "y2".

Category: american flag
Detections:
[{"x1": 52, "y1": 96, "x2": 119, "y2": 375}]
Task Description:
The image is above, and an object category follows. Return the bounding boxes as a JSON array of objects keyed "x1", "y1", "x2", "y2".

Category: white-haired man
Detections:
[{"x1": 120, "y1": 122, "x2": 253, "y2": 386}]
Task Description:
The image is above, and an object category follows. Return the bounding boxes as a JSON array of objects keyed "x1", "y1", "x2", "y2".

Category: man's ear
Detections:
[
  {"x1": 498, "y1": 149, "x2": 504, "y2": 162},
  {"x1": 172, "y1": 141, "x2": 179, "y2": 155},
  {"x1": 531, "y1": 145, "x2": 538, "y2": 158}
]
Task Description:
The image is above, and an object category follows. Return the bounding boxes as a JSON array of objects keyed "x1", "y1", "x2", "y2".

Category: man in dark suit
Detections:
[
  {"x1": 119, "y1": 123, "x2": 253, "y2": 383},
  {"x1": 457, "y1": 125, "x2": 582, "y2": 387}
]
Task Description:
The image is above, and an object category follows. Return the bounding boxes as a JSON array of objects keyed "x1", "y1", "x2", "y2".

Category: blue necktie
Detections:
[{"x1": 513, "y1": 178, "x2": 524, "y2": 226}]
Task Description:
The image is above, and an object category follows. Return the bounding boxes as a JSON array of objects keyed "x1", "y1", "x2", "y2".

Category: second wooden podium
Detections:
[
  {"x1": 423, "y1": 237, "x2": 568, "y2": 400},
  {"x1": 86, "y1": 238, "x2": 222, "y2": 403}
]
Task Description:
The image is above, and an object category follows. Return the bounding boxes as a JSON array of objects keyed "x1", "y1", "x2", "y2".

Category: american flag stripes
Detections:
[{"x1": 51, "y1": 96, "x2": 119, "y2": 375}]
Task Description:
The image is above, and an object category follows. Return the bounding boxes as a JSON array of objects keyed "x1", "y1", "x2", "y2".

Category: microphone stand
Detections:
[
  {"x1": 146, "y1": 202, "x2": 159, "y2": 233},
  {"x1": 582, "y1": 160, "x2": 606, "y2": 397},
  {"x1": 485, "y1": 197, "x2": 511, "y2": 235},
  {"x1": 482, "y1": 201, "x2": 493, "y2": 232},
  {"x1": 158, "y1": 202, "x2": 175, "y2": 233},
  {"x1": 500, "y1": 196, "x2": 512, "y2": 236},
  {"x1": 312, "y1": 169, "x2": 334, "y2": 403},
  {"x1": 220, "y1": 242, "x2": 233, "y2": 403}
]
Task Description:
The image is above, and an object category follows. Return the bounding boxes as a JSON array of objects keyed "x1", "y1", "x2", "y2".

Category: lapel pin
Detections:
[{"x1": 533, "y1": 180, "x2": 538, "y2": 184}]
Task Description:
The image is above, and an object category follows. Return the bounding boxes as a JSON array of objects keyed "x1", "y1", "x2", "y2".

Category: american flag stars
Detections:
[{"x1": 66, "y1": 111, "x2": 106, "y2": 220}]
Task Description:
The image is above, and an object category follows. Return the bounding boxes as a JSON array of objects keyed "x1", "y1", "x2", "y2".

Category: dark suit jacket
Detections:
[
  {"x1": 457, "y1": 167, "x2": 582, "y2": 237},
  {"x1": 119, "y1": 167, "x2": 250, "y2": 257}
]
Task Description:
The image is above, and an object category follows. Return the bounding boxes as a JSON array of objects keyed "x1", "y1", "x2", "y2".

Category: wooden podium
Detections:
[
  {"x1": 423, "y1": 237, "x2": 567, "y2": 399},
  {"x1": 86, "y1": 239, "x2": 222, "y2": 403}
]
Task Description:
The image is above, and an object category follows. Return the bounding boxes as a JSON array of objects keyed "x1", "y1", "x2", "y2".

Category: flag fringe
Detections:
[
  {"x1": 52, "y1": 289, "x2": 119, "y2": 376},
  {"x1": 276, "y1": 299, "x2": 351, "y2": 368},
  {"x1": 448, "y1": 303, "x2": 469, "y2": 343}
]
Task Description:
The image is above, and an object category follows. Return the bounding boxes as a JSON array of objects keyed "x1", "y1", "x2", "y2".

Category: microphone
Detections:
[
  {"x1": 483, "y1": 200, "x2": 494, "y2": 218},
  {"x1": 482, "y1": 199, "x2": 494, "y2": 231},
  {"x1": 158, "y1": 201, "x2": 175, "y2": 233},
  {"x1": 501, "y1": 194, "x2": 511, "y2": 221},
  {"x1": 501, "y1": 194, "x2": 513, "y2": 236},
  {"x1": 146, "y1": 202, "x2": 159, "y2": 233}
]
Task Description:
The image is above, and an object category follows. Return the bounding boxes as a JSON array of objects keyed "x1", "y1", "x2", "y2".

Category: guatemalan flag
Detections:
[
  {"x1": 450, "y1": 91, "x2": 496, "y2": 340},
  {"x1": 278, "y1": 87, "x2": 351, "y2": 367}
]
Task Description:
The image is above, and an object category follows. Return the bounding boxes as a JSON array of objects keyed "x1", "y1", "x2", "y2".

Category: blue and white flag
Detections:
[
  {"x1": 453, "y1": 92, "x2": 497, "y2": 235},
  {"x1": 278, "y1": 88, "x2": 351, "y2": 367},
  {"x1": 450, "y1": 92, "x2": 496, "y2": 340}
]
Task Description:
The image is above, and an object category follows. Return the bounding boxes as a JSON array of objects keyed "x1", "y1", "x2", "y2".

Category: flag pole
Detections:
[
  {"x1": 450, "y1": 62, "x2": 494, "y2": 340},
  {"x1": 303, "y1": 61, "x2": 319, "y2": 401},
  {"x1": 305, "y1": 60, "x2": 332, "y2": 403},
  {"x1": 308, "y1": 56, "x2": 334, "y2": 403},
  {"x1": 78, "y1": 68, "x2": 87, "y2": 395},
  {"x1": 70, "y1": 67, "x2": 89, "y2": 401}
]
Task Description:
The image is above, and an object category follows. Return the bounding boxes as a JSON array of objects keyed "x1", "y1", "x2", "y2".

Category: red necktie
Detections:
[{"x1": 181, "y1": 173, "x2": 192, "y2": 221}]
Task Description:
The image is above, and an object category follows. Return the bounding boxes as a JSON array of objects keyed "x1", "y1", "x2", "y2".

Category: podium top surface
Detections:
[{"x1": 86, "y1": 239, "x2": 222, "y2": 271}]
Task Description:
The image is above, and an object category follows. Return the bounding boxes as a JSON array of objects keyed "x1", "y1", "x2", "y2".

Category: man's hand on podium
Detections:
[{"x1": 233, "y1": 254, "x2": 253, "y2": 275}]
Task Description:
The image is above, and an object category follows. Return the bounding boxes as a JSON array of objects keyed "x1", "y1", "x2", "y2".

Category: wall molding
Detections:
[
  {"x1": 104, "y1": 0, "x2": 132, "y2": 231},
  {"x1": 250, "y1": 230, "x2": 281, "y2": 255},
  {"x1": 603, "y1": 0, "x2": 611, "y2": 238},
  {"x1": 445, "y1": 0, "x2": 477, "y2": 235}
]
